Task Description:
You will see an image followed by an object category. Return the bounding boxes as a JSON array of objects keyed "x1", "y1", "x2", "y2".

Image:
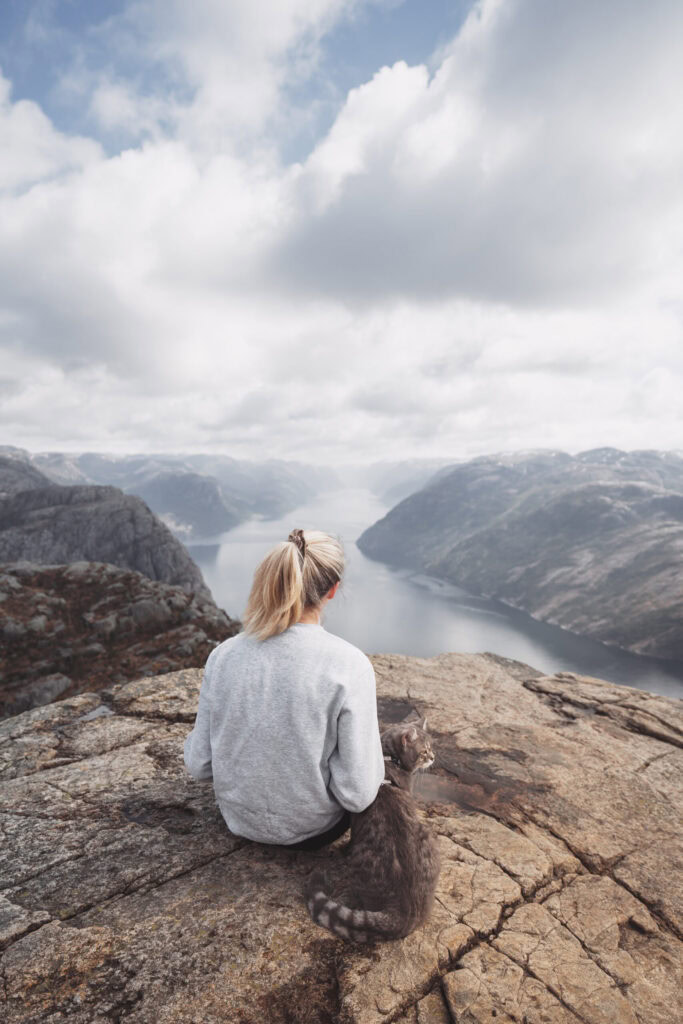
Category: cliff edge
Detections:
[
  {"x1": 0, "y1": 484, "x2": 211, "y2": 600},
  {"x1": 1, "y1": 653, "x2": 681, "y2": 1023},
  {"x1": 0, "y1": 562, "x2": 239, "y2": 718}
]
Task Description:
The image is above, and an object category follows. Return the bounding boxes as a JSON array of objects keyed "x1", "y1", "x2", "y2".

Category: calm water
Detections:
[{"x1": 188, "y1": 487, "x2": 683, "y2": 699}]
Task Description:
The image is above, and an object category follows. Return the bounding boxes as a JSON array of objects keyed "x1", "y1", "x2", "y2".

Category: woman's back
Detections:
[{"x1": 184, "y1": 621, "x2": 384, "y2": 844}]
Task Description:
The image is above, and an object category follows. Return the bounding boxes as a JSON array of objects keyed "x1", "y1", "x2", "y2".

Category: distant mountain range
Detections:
[
  {"x1": 357, "y1": 448, "x2": 683, "y2": 660},
  {"x1": 0, "y1": 454, "x2": 53, "y2": 498},
  {"x1": 0, "y1": 448, "x2": 339, "y2": 540}
]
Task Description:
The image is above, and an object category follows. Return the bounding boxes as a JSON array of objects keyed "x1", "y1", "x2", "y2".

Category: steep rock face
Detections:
[
  {"x1": 0, "y1": 456, "x2": 52, "y2": 498},
  {"x1": 0, "y1": 562, "x2": 240, "y2": 718},
  {"x1": 30, "y1": 452, "x2": 92, "y2": 485},
  {"x1": 358, "y1": 448, "x2": 683, "y2": 659},
  {"x1": 0, "y1": 484, "x2": 211, "y2": 599},
  {"x1": 1, "y1": 653, "x2": 680, "y2": 1023}
]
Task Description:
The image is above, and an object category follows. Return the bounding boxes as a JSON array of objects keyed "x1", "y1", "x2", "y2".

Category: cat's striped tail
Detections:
[{"x1": 305, "y1": 871, "x2": 401, "y2": 943}]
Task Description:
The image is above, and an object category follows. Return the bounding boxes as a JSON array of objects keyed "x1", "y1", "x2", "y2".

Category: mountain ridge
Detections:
[{"x1": 358, "y1": 447, "x2": 683, "y2": 660}]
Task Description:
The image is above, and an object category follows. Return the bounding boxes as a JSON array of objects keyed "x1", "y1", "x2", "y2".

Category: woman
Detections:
[{"x1": 183, "y1": 528, "x2": 385, "y2": 849}]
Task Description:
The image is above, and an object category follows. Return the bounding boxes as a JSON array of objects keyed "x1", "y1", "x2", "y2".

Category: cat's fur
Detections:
[{"x1": 305, "y1": 718, "x2": 440, "y2": 942}]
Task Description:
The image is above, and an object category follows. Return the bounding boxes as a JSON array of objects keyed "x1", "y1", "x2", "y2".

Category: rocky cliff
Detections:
[
  {"x1": 0, "y1": 484, "x2": 211, "y2": 599},
  {"x1": 0, "y1": 562, "x2": 239, "y2": 718},
  {"x1": 0, "y1": 455, "x2": 52, "y2": 499},
  {"x1": 1, "y1": 653, "x2": 680, "y2": 1023},
  {"x1": 358, "y1": 448, "x2": 683, "y2": 660}
]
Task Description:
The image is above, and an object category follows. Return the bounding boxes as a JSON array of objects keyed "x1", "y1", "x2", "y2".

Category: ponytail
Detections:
[{"x1": 243, "y1": 529, "x2": 345, "y2": 641}]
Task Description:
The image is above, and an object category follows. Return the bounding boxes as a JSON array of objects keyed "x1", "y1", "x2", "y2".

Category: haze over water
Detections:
[{"x1": 189, "y1": 487, "x2": 683, "y2": 700}]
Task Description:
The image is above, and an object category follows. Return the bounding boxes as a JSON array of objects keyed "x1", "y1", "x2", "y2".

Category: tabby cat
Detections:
[{"x1": 305, "y1": 718, "x2": 440, "y2": 942}]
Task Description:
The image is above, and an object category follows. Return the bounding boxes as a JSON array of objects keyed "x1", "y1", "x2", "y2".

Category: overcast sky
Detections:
[{"x1": 1, "y1": 0, "x2": 681, "y2": 464}]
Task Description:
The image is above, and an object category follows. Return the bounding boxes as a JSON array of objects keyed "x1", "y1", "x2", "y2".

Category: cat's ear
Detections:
[
  {"x1": 418, "y1": 717, "x2": 428, "y2": 732},
  {"x1": 402, "y1": 726, "x2": 418, "y2": 747}
]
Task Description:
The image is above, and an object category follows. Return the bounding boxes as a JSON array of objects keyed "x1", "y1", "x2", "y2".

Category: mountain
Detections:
[
  {"x1": 357, "y1": 448, "x2": 683, "y2": 660},
  {"x1": 0, "y1": 454, "x2": 52, "y2": 498},
  {"x1": 0, "y1": 561, "x2": 239, "y2": 718},
  {"x1": 31, "y1": 452, "x2": 93, "y2": 485},
  {"x1": 0, "y1": 484, "x2": 211, "y2": 599},
  {"x1": 126, "y1": 470, "x2": 243, "y2": 540},
  {"x1": 30, "y1": 453, "x2": 244, "y2": 539},
  {"x1": 181, "y1": 454, "x2": 339, "y2": 519},
  {"x1": 11, "y1": 450, "x2": 338, "y2": 538}
]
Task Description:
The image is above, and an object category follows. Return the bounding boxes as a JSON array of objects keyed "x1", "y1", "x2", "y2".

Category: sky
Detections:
[{"x1": 1, "y1": 0, "x2": 682, "y2": 465}]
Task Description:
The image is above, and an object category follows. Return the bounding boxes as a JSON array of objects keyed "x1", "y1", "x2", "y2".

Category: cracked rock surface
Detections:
[{"x1": 1, "y1": 652, "x2": 681, "y2": 1023}]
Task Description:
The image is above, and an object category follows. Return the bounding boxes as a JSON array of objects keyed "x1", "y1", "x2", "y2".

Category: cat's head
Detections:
[{"x1": 382, "y1": 717, "x2": 435, "y2": 774}]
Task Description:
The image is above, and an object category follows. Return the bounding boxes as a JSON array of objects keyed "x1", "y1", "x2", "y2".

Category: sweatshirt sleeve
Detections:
[
  {"x1": 327, "y1": 659, "x2": 385, "y2": 813},
  {"x1": 183, "y1": 650, "x2": 216, "y2": 780}
]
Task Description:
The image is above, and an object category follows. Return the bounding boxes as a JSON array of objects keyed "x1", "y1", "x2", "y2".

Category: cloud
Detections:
[
  {"x1": 273, "y1": 0, "x2": 683, "y2": 304},
  {"x1": 68, "y1": 0, "x2": 382, "y2": 151},
  {"x1": 0, "y1": 0, "x2": 682, "y2": 463},
  {"x1": 146, "y1": 0, "x2": 361, "y2": 136},
  {"x1": 0, "y1": 72, "x2": 101, "y2": 190}
]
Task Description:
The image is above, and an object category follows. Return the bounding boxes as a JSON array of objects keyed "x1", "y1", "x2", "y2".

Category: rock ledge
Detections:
[{"x1": 1, "y1": 652, "x2": 681, "y2": 1023}]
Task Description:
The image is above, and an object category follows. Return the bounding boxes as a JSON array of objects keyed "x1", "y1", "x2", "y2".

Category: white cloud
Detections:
[
  {"x1": 88, "y1": 80, "x2": 172, "y2": 141},
  {"x1": 150, "y1": 0, "x2": 359, "y2": 132},
  {"x1": 1, "y1": 0, "x2": 682, "y2": 463},
  {"x1": 79, "y1": 0, "x2": 379, "y2": 151},
  {"x1": 0, "y1": 72, "x2": 101, "y2": 191},
  {"x1": 276, "y1": 0, "x2": 683, "y2": 305}
]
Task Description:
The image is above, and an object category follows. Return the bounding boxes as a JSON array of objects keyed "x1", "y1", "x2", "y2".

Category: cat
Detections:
[{"x1": 305, "y1": 718, "x2": 441, "y2": 943}]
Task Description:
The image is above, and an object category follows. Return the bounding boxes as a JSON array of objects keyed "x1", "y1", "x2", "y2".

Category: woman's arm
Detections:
[
  {"x1": 327, "y1": 660, "x2": 385, "y2": 812},
  {"x1": 183, "y1": 651, "x2": 216, "y2": 780}
]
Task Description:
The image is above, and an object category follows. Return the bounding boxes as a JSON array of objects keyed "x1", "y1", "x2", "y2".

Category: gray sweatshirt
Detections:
[{"x1": 183, "y1": 622, "x2": 385, "y2": 844}]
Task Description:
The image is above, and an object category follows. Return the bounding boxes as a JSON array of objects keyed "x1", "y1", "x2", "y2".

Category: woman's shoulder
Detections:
[
  {"x1": 314, "y1": 627, "x2": 374, "y2": 675},
  {"x1": 206, "y1": 625, "x2": 373, "y2": 675},
  {"x1": 204, "y1": 630, "x2": 250, "y2": 668}
]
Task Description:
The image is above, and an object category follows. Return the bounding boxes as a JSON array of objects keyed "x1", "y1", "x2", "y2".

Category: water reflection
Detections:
[{"x1": 187, "y1": 487, "x2": 683, "y2": 699}]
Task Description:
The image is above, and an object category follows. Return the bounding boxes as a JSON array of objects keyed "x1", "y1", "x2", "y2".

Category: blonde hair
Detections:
[{"x1": 243, "y1": 529, "x2": 345, "y2": 641}]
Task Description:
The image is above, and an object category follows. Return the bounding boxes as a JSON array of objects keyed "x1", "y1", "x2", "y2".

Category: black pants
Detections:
[{"x1": 285, "y1": 811, "x2": 351, "y2": 851}]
